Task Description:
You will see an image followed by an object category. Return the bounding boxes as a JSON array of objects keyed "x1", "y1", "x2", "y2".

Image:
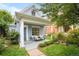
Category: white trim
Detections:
[
  {"x1": 23, "y1": 19, "x2": 49, "y2": 26},
  {"x1": 27, "y1": 25, "x2": 29, "y2": 41},
  {"x1": 19, "y1": 20, "x2": 24, "y2": 47}
]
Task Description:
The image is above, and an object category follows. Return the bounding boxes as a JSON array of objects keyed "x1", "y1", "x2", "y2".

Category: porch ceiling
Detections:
[{"x1": 15, "y1": 12, "x2": 52, "y2": 26}]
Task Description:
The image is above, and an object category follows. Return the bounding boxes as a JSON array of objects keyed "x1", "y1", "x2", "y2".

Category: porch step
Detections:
[{"x1": 27, "y1": 49, "x2": 45, "y2": 56}]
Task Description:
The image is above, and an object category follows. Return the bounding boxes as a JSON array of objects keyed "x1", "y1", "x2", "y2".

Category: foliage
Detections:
[
  {"x1": 4, "y1": 39, "x2": 11, "y2": 47},
  {"x1": 45, "y1": 33, "x2": 66, "y2": 43},
  {"x1": 40, "y1": 3, "x2": 79, "y2": 31},
  {"x1": 38, "y1": 42, "x2": 47, "y2": 47},
  {"x1": 0, "y1": 45, "x2": 28, "y2": 56},
  {"x1": 39, "y1": 40, "x2": 54, "y2": 47},
  {"x1": 8, "y1": 30, "x2": 19, "y2": 44},
  {"x1": 45, "y1": 33, "x2": 58, "y2": 40},
  {"x1": 55, "y1": 32, "x2": 66, "y2": 43},
  {"x1": 66, "y1": 29, "x2": 79, "y2": 44},
  {"x1": 0, "y1": 37, "x2": 5, "y2": 54},
  {"x1": 45, "y1": 40, "x2": 54, "y2": 45},
  {"x1": 39, "y1": 33, "x2": 56, "y2": 47},
  {"x1": 40, "y1": 44, "x2": 79, "y2": 56},
  {"x1": 0, "y1": 25, "x2": 9, "y2": 37},
  {"x1": 45, "y1": 34, "x2": 53, "y2": 40},
  {"x1": 0, "y1": 9, "x2": 14, "y2": 37},
  {"x1": 0, "y1": 9, "x2": 13, "y2": 25}
]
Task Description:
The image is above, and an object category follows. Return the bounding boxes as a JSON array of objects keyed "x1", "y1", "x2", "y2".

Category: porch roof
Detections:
[{"x1": 15, "y1": 12, "x2": 52, "y2": 26}]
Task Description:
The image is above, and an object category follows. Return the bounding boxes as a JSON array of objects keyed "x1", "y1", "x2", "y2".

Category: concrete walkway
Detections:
[
  {"x1": 27, "y1": 48, "x2": 45, "y2": 56},
  {"x1": 25, "y1": 41, "x2": 45, "y2": 56},
  {"x1": 25, "y1": 41, "x2": 41, "y2": 50}
]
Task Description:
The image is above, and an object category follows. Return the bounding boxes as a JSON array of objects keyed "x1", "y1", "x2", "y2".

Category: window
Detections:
[{"x1": 32, "y1": 28, "x2": 39, "y2": 36}]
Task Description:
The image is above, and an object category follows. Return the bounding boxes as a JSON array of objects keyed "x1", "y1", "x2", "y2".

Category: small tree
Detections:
[{"x1": 0, "y1": 9, "x2": 13, "y2": 37}]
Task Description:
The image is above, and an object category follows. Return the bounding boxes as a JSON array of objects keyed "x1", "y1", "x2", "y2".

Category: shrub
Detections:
[
  {"x1": 4, "y1": 39, "x2": 11, "y2": 47},
  {"x1": 66, "y1": 29, "x2": 79, "y2": 44},
  {"x1": 46, "y1": 34, "x2": 51, "y2": 37},
  {"x1": 51, "y1": 33, "x2": 58, "y2": 42},
  {"x1": 45, "y1": 33, "x2": 58, "y2": 41},
  {"x1": 45, "y1": 40, "x2": 54, "y2": 45},
  {"x1": 0, "y1": 37, "x2": 5, "y2": 54},
  {"x1": 54, "y1": 32, "x2": 66, "y2": 43},
  {"x1": 38, "y1": 42, "x2": 47, "y2": 47},
  {"x1": 45, "y1": 34, "x2": 52, "y2": 40},
  {"x1": 38, "y1": 40, "x2": 54, "y2": 47},
  {"x1": 8, "y1": 30, "x2": 19, "y2": 44}
]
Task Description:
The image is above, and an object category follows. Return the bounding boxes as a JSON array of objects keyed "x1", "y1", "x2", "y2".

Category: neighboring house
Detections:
[
  {"x1": 10, "y1": 5, "x2": 51, "y2": 48},
  {"x1": 45, "y1": 25, "x2": 58, "y2": 34}
]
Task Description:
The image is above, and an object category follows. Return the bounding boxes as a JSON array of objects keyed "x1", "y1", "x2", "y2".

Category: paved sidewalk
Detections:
[{"x1": 27, "y1": 48, "x2": 45, "y2": 56}]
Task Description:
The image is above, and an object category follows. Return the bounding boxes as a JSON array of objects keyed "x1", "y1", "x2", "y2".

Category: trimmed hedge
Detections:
[{"x1": 38, "y1": 40, "x2": 54, "y2": 47}]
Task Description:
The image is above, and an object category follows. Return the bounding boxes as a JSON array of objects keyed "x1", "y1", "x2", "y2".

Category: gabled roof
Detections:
[{"x1": 20, "y1": 5, "x2": 48, "y2": 19}]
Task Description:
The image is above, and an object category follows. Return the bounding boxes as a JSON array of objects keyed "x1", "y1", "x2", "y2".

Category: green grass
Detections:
[
  {"x1": 40, "y1": 44, "x2": 79, "y2": 56},
  {"x1": 0, "y1": 45, "x2": 28, "y2": 56}
]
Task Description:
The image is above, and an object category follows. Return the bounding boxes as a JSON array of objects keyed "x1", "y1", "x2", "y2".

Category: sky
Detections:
[
  {"x1": 0, "y1": 3, "x2": 47, "y2": 19},
  {"x1": 0, "y1": 3, "x2": 34, "y2": 15}
]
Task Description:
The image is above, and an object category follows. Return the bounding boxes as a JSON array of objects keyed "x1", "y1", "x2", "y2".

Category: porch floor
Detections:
[{"x1": 25, "y1": 40, "x2": 42, "y2": 50}]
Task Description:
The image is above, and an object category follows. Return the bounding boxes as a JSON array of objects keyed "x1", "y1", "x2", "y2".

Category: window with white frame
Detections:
[{"x1": 32, "y1": 27, "x2": 39, "y2": 36}]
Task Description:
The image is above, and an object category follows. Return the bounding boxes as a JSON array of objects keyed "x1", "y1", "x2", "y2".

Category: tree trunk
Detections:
[{"x1": 63, "y1": 25, "x2": 70, "y2": 32}]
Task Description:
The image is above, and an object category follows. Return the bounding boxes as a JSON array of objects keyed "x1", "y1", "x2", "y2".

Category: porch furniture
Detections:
[{"x1": 30, "y1": 36, "x2": 44, "y2": 41}]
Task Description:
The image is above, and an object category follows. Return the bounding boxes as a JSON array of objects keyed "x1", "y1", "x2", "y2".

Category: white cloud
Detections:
[{"x1": 0, "y1": 4, "x2": 21, "y2": 15}]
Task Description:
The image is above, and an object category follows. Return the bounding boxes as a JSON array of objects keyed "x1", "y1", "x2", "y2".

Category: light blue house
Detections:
[{"x1": 10, "y1": 6, "x2": 51, "y2": 48}]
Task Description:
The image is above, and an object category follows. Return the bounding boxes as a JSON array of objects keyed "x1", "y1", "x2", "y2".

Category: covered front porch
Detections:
[
  {"x1": 23, "y1": 24, "x2": 45, "y2": 44},
  {"x1": 15, "y1": 12, "x2": 51, "y2": 48}
]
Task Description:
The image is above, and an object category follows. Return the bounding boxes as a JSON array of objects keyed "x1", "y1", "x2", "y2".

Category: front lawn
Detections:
[
  {"x1": 39, "y1": 44, "x2": 79, "y2": 56},
  {"x1": 0, "y1": 45, "x2": 28, "y2": 56}
]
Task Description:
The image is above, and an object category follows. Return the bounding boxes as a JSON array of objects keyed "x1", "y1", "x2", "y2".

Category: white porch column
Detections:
[
  {"x1": 26, "y1": 25, "x2": 29, "y2": 41},
  {"x1": 19, "y1": 20, "x2": 24, "y2": 48}
]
